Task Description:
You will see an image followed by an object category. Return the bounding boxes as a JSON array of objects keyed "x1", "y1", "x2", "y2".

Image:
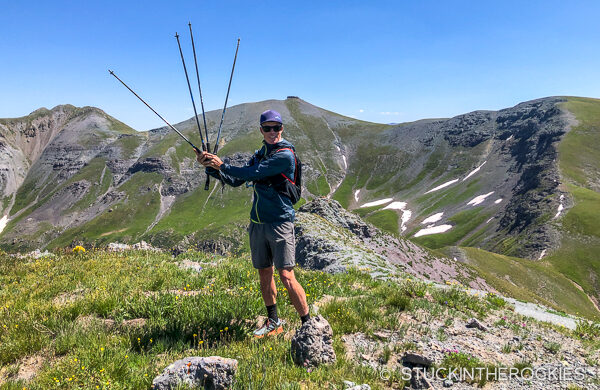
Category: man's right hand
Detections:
[{"x1": 194, "y1": 148, "x2": 212, "y2": 166}]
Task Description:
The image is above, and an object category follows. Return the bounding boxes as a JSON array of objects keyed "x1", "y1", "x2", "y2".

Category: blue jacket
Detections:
[{"x1": 206, "y1": 138, "x2": 296, "y2": 223}]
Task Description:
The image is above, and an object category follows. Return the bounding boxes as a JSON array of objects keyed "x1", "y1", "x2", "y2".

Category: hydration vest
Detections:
[{"x1": 255, "y1": 145, "x2": 302, "y2": 204}]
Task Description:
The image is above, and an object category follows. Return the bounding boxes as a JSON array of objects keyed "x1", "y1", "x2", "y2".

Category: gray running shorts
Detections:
[{"x1": 248, "y1": 221, "x2": 296, "y2": 270}]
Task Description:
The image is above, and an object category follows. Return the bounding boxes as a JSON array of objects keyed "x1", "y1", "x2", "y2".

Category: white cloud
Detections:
[{"x1": 358, "y1": 109, "x2": 364, "y2": 113}]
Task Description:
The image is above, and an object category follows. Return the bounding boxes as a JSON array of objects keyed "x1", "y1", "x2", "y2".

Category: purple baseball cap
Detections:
[{"x1": 260, "y1": 110, "x2": 283, "y2": 124}]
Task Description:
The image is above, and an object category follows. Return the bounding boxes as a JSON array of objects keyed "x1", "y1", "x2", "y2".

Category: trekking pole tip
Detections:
[
  {"x1": 108, "y1": 69, "x2": 114, "y2": 75},
  {"x1": 188, "y1": 21, "x2": 191, "y2": 26},
  {"x1": 175, "y1": 32, "x2": 179, "y2": 38}
]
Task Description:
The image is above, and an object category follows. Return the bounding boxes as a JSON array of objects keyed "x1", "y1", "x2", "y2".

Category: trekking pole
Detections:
[
  {"x1": 188, "y1": 22, "x2": 210, "y2": 151},
  {"x1": 108, "y1": 69, "x2": 202, "y2": 153},
  {"x1": 204, "y1": 38, "x2": 240, "y2": 191},
  {"x1": 188, "y1": 23, "x2": 214, "y2": 190},
  {"x1": 175, "y1": 32, "x2": 207, "y2": 152}
]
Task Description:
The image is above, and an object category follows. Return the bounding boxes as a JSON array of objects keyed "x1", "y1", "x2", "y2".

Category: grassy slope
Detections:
[
  {"x1": 412, "y1": 208, "x2": 491, "y2": 249},
  {"x1": 48, "y1": 172, "x2": 162, "y2": 249},
  {"x1": 453, "y1": 247, "x2": 598, "y2": 319},
  {"x1": 2, "y1": 249, "x2": 582, "y2": 389},
  {"x1": 544, "y1": 97, "x2": 600, "y2": 308}
]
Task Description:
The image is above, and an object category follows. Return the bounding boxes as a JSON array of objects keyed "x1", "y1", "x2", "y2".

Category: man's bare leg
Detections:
[
  {"x1": 258, "y1": 267, "x2": 277, "y2": 306},
  {"x1": 278, "y1": 267, "x2": 309, "y2": 317}
]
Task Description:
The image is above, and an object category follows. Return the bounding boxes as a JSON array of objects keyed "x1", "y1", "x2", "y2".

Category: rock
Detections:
[
  {"x1": 347, "y1": 385, "x2": 371, "y2": 390},
  {"x1": 122, "y1": 318, "x2": 146, "y2": 328},
  {"x1": 443, "y1": 378, "x2": 453, "y2": 387},
  {"x1": 25, "y1": 249, "x2": 54, "y2": 259},
  {"x1": 410, "y1": 368, "x2": 433, "y2": 389},
  {"x1": 343, "y1": 381, "x2": 356, "y2": 389},
  {"x1": 108, "y1": 242, "x2": 131, "y2": 251},
  {"x1": 290, "y1": 315, "x2": 336, "y2": 367},
  {"x1": 401, "y1": 352, "x2": 433, "y2": 368},
  {"x1": 178, "y1": 260, "x2": 203, "y2": 273},
  {"x1": 373, "y1": 330, "x2": 392, "y2": 340},
  {"x1": 128, "y1": 157, "x2": 173, "y2": 175},
  {"x1": 152, "y1": 356, "x2": 237, "y2": 390},
  {"x1": 132, "y1": 240, "x2": 159, "y2": 251},
  {"x1": 299, "y1": 198, "x2": 376, "y2": 239},
  {"x1": 466, "y1": 318, "x2": 488, "y2": 331}
]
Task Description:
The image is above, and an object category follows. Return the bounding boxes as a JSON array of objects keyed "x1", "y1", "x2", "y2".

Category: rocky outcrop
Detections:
[
  {"x1": 295, "y1": 198, "x2": 493, "y2": 289},
  {"x1": 492, "y1": 98, "x2": 568, "y2": 257},
  {"x1": 152, "y1": 356, "x2": 238, "y2": 390},
  {"x1": 128, "y1": 157, "x2": 173, "y2": 175},
  {"x1": 298, "y1": 198, "x2": 376, "y2": 238}
]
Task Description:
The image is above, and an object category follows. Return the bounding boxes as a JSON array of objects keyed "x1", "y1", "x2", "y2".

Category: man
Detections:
[{"x1": 195, "y1": 109, "x2": 310, "y2": 338}]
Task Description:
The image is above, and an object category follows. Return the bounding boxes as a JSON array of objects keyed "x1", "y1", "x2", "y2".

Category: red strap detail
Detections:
[{"x1": 273, "y1": 148, "x2": 297, "y2": 185}]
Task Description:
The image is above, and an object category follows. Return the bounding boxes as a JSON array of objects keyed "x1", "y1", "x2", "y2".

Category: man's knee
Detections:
[{"x1": 278, "y1": 267, "x2": 296, "y2": 288}]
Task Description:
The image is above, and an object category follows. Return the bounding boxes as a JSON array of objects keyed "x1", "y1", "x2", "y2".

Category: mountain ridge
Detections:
[{"x1": 1, "y1": 95, "x2": 599, "y2": 319}]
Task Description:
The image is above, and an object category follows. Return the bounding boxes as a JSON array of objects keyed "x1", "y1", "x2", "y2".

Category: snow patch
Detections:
[
  {"x1": 467, "y1": 191, "x2": 495, "y2": 206},
  {"x1": 554, "y1": 194, "x2": 565, "y2": 219},
  {"x1": 335, "y1": 145, "x2": 340, "y2": 152},
  {"x1": 485, "y1": 217, "x2": 494, "y2": 224},
  {"x1": 383, "y1": 201, "x2": 406, "y2": 210},
  {"x1": 360, "y1": 198, "x2": 393, "y2": 208},
  {"x1": 401, "y1": 210, "x2": 412, "y2": 232},
  {"x1": 494, "y1": 198, "x2": 503, "y2": 204},
  {"x1": 341, "y1": 155, "x2": 347, "y2": 170},
  {"x1": 354, "y1": 189, "x2": 360, "y2": 202},
  {"x1": 0, "y1": 215, "x2": 8, "y2": 234},
  {"x1": 463, "y1": 161, "x2": 487, "y2": 181},
  {"x1": 506, "y1": 135, "x2": 514, "y2": 141},
  {"x1": 414, "y1": 224, "x2": 453, "y2": 237},
  {"x1": 422, "y1": 212, "x2": 444, "y2": 224},
  {"x1": 538, "y1": 249, "x2": 547, "y2": 260},
  {"x1": 424, "y1": 179, "x2": 459, "y2": 194},
  {"x1": 382, "y1": 201, "x2": 412, "y2": 232}
]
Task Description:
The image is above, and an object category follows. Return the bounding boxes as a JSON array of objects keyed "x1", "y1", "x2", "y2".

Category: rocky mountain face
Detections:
[
  {"x1": 295, "y1": 198, "x2": 491, "y2": 290},
  {"x1": 0, "y1": 96, "x2": 599, "y2": 318},
  {"x1": 352, "y1": 97, "x2": 570, "y2": 260}
]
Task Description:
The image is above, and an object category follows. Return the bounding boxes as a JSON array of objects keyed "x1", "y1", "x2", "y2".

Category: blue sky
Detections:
[{"x1": 1, "y1": 0, "x2": 599, "y2": 130}]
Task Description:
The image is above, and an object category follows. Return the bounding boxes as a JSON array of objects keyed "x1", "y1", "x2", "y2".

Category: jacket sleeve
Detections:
[
  {"x1": 204, "y1": 153, "x2": 258, "y2": 187},
  {"x1": 220, "y1": 150, "x2": 294, "y2": 182}
]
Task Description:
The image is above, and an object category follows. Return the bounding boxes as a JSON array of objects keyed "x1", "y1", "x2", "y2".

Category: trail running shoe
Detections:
[{"x1": 253, "y1": 318, "x2": 283, "y2": 338}]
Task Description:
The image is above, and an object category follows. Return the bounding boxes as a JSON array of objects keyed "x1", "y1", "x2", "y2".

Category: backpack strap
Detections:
[{"x1": 272, "y1": 148, "x2": 297, "y2": 185}]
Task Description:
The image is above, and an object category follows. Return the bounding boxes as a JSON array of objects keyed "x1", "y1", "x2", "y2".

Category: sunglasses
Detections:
[{"x1": 261, "y1": 124, "x2": 283, "y2": 132}]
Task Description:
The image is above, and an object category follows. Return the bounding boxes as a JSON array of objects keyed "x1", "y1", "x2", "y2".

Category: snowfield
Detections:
[
  {"x1": 538, "y1": 249, "x2": 547, "y2": 260},
  {"x1": 414, "y1": 224, "x2": 453, "y2": 237},
  {"x1": 463, "y1": 161, "x2": 487, "y2": 181},
  {"x1": 360, "y1": 198, "x2": 393, "y2": 208},
  {"x1": 0, "y1": 215, "x2": 8, "y2": 234},
  {"x1": 467, "y1": 191, "x2": 495, "y2": 206},
  {"x1": 424, "y1": 179, "x2": 459, "y2": 194},
  {"x1": 382, "y1": 201, "x2": 412, "y2": 232},
  {"x1": 354, "y1": 189, "x2": 360, "y2": 202},
  {"x1": 422, "y1": 212, "x2": 444, "y2": 224},
  {"x1": 554, "y1": 194, "x2": 565, "y2": 219}
]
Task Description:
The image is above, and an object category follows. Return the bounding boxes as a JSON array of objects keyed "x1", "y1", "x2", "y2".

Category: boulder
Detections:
[
  {"x1": 401, "y1": 352, "x2": 433, "y2": 368},
  {"x1": 132, "y1": 240, "x2": 159, "y2": 251},
  {"x1": 409, "y1": 367, "x2": 434, "y2": 389},
  {"x1": 152, "y1": 356, "x2": 237, "y2": 390},
  {"x1": 290, "y1": 315, "x2": 336, "y2": 367},
  {"x1": 108, "y1": 242, "x2": 131, "y2": 251},
  {"x1": 466, "y1": 318, "x2": 488, "y2": 331}
]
